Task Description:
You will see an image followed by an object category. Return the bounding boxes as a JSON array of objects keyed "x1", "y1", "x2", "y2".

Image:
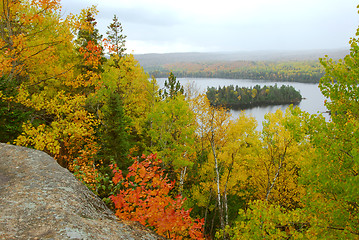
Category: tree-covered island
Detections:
[{"x1": 206, "y1": 84, "x2": 302, "y2": 109}]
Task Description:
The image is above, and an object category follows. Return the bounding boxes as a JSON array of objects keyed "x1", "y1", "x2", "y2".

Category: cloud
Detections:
[
  {"x1": 60, "y1": 0, "x2": 359, "y2": 54},
  {"x1": 99, "y1": 6, "x2": 182, "y2": 27}
]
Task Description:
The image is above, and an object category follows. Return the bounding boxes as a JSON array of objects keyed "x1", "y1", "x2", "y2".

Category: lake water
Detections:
[{"x1": 157, "y1": 78, "x2": 329, "y2": 130}]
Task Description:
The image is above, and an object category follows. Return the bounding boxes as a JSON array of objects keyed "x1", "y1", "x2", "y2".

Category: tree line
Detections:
[
  {"x1": 1, "y1": 1, "x2": 358, "y2": 239},
  {"x1": 148, "y1": 60, "x2": 325, "y2": 83},
  {"x1": 206, "y1": 84, "x2": 302, "y2": 109}
]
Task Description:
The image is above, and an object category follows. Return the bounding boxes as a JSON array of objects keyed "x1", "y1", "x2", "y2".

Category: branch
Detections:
[
  {"x1": 26, "y1": 39, "x2": 64, "y2": 49},
  {"x1": 340, "y1": 149, "x2": 353, "y2": 158},
  {"x1": 24, "y1": 66, "x2": 74, "y2": 88},
  {"x1": 265, "y1": 144, "x2": 288, "y2": 201},
  {"x1": 265, "y1": 160, "x2": 282, "y2": 201},
  {"x1": 325, "y1": 226, "x2": 359, "y2": 236}
]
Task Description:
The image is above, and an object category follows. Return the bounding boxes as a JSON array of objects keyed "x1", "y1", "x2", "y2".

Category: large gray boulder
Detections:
[{"x1": 0, "y1": 143, "x2": 164, "y2": 239}]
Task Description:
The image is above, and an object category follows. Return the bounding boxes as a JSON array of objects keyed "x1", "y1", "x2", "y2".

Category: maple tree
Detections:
[
  {"x1": 0, "y1": 0, "x2": 66, "y2": 84},
  {"x1": 110, "y1": 153, "x2": 204, "y2": 240},
  {"x1": 0, "y1": 0, "x2": 73, "y2": 124}
]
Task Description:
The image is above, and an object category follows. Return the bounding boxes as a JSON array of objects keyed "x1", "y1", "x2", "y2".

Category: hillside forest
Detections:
[
  {"x1": 147, "y1": 60, "x2": 325, "y2": 83},
  {"x1": 1, "y1": 1, "x2": 358, "y2": 239}
]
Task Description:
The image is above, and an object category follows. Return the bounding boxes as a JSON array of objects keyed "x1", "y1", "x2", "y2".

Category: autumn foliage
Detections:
[
  {"x1": 2, "y1": 1, "x2": 359, "y2": 239},
  {"x1": 110, "y1": 154, "x2": 204, "y2": 240}
]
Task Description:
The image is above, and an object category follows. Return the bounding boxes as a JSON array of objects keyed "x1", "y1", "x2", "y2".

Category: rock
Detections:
[{"x1": 0, "y1": 143, "x2": 165, "y2": 240}]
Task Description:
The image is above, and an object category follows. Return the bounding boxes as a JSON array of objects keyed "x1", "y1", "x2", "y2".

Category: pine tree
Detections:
[
  {"x1": 75, "y1": 8, "x2": 105, "y2": 76},
  {"x1": 159, "y1": 72, "x2": 184, "y2": 99},
  {"x1": 106, "y1": 15, "x2": 127, "y2": 58},
  {"x1": 99, "y1": 92, "x2": 132, "y2": 170}
]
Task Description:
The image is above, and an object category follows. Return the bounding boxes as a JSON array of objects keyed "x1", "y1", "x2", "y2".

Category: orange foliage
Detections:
[
  {"x1": 110, "y1": 154, "x2": 204, "y2": 240},
  {"x1": 79, "y1": 41, "x2": 103, "y2": 70},
  {"x1": 60, "y1": 132, "x2": 99, "y2": 189}
]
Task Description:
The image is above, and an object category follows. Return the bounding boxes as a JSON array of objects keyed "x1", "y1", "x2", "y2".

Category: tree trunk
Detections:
[
  {"x1": 179, "y1": 166, "x2": 187, "y2": 196},
  {"x1": 266, "y1": 145, "x2": 288, "y2": 201},
  {"x1": 210, "y1": 139, "x2": 224, "y2": 231}
]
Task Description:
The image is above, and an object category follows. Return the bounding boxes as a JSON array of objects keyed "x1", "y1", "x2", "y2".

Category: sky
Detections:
[{"x1": 60, "y1": 0, "x2": 359, "y2": 54}]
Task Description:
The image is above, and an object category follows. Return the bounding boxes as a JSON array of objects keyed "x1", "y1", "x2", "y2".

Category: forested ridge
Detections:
[
  {"x1": 1, "y1": 1, "x2": 358, "y2": 239},
  {"x1": 147, "y1": 60, "x2": 325, "y2": 83}
]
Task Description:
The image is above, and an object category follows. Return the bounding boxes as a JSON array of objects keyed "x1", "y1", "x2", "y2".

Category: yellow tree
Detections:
[
  {"x1": 222, "y1": 108, "x2": 313, "y2": 239},
  {"x1": 250, "y1": 109, "x2": 309, "y2": 209},
  {"x1": 0, "y1": 1, "x2": 103, "y2": 189},
  {"x1": 0, "y1": 0, "x2": 68, "y2": 85},
  {"x1": 189, "y1": 94, "x2": 232, "y2": 233},
  {"x1": 115, "y1": 54, "x2": 152, "y2": 139},
  {"x1": 216, "y1": 113, "x2": 259, "y2": 226}
]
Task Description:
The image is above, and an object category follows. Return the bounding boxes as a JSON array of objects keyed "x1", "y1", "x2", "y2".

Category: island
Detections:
[{"x1": 206, "y1": 84, "x2": 302, "y2": 109}]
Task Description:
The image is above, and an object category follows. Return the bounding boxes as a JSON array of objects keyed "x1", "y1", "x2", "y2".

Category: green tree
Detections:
[
  {"x1": 0, "y1": 76, "x2": 32, "y2": 143},
  {"x1": 296, "y1": 29, "x2": 359, "y2": 237},
  {"x1": 0, "y1": 1, "x2": 103, "y2": 188},
  {"x1": 147, "y1": 94, "x2": 196, "y2": 192},
  {"x1": 159, "y1": 72, "x2": 184, "y2": 99},
  {"x1": 225, "y1": 200, "x2": 306, "y2": 240},
  {"x1": 98, "y1": 92, "x2": 131, "y2": 169}
]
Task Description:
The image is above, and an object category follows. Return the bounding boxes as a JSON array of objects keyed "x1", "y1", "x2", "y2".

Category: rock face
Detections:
[{"x1": 0, "y1": 143, "x2": 164, "y2": 240}]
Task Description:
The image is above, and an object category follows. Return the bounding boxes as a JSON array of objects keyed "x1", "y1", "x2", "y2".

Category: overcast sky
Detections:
[{"x1": 60, "y1": 0, "x2": 359, "y2": 54}]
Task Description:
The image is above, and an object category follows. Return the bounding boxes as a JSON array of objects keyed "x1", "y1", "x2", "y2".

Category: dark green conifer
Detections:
[
  {"x1": 159, "y1": 72, "x2": 184, "y2": 99},
  {"x1": 99, "y1": 92, "x2": 132, "y2": 170}
]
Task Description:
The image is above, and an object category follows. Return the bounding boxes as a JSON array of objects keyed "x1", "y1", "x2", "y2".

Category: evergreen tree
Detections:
[
  {"x1": 159, "y1": 72, "x2": 184, "y2": 99},
  {"x1": 99, "y1": 92, "x2": 132, "y2": 170},
  {"x1": 76, "y1": 9, "x2": 103, "y2": 48},
  {"x1": 75, "y1": 8, "x2": 105, "y2": 76},
  {"x1": 0, "y1": 76, "x2": 32, "y2": 143},
  {"x1": 106, "y1": 15, "x2": 127, "y2": 58}
]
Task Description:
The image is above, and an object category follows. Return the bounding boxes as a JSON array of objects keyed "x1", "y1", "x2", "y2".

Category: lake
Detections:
[{"x1": 157, "y1": 78, "x2": 329, "y2": 130}]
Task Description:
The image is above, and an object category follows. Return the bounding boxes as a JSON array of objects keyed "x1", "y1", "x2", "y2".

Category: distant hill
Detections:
[{"x1": 134, "y1": 49, "x2": 349, "y2": 69}]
